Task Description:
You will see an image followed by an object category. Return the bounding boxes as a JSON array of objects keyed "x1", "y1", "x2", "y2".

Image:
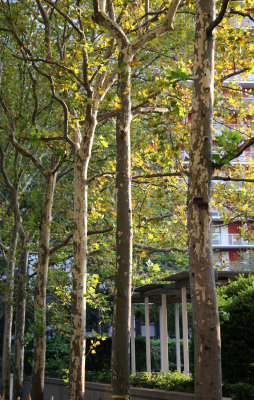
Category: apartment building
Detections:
[{"x1": 211, "y1": 1, "x2": 254, "y2": 268}]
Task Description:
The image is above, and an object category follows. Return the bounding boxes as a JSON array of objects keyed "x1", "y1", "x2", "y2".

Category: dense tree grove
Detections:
[{"x1": 0, "y1": 1, "x2": 254, "y2": 400}]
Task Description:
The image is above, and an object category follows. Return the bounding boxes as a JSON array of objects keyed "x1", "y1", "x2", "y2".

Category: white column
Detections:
[
  {"x1": 145, "y1": 297, "x2": 151, "y2": 373},
  {"x1": 174, "y1": 303, "x2": 181, "y2": 372},
  {"x1": 181, "y1": 286, "x2": 189, "y2": 374},
  {"x1": 160, "y1": 293, "x2": 169, "y2": 372},
  {"x1": 131, "y1": 304, "x2": 136, "y2": 374},
  {"x1": 159, "y1": 305, "x2": 164, "y2": 371}
]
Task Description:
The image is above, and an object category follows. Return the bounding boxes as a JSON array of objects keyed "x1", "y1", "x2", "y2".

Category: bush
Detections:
[
  {"x1": 45, "y1": 334, "x2": 69, "y2": 378},
  {"x1": 130, "y1": 372, "x2": 193, "y2": 392},
  {"x1": 86, "y1": 371, "x2": 194, "y2": 393},
  {"x1": 226, "y1": 383, "x2": 254, "y2": 400},
  {"x1": 218, "y1": 275, "x2": 254, "y2": 385},
  {"x1": 86, "y1": 369, "x2": 111, "y2": 383}
]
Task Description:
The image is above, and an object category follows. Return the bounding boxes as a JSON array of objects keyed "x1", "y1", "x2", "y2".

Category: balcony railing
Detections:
[
  {"x1": 228, "y1": 234, "x2": 249, "y2": 245},
  {"x1": 212, "y1": 233, "x2": 254, "y2": 246}
]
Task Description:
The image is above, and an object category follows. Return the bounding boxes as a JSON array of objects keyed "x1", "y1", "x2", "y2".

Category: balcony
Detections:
[
  {"x1": 228, "y1": 234, "x2": 250, "y2": 246},
  {"x1": 212, "y1": 233, "x2": 254, "y2": 247}
]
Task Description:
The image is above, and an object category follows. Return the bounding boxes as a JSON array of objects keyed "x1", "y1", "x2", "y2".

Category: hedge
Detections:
[{"x1": 85, "y1": 371, "x2": 194, "y2": 393}]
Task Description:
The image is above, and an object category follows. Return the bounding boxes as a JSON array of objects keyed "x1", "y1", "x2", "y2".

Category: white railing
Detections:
[
  {"x1": 228, "y1": 234, "x2": 249, "y2": 246},
  {"x1": 212, "y1": 233, "x2": 253, "y2": 246}
]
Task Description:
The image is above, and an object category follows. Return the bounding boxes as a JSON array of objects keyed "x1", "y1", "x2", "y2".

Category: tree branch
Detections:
[
  {"x1": 228, "y1": 10, "x2": 254, "y2": 23},
  {"x1": 133, "y1": 243, "x2": 187, "y2": 253},
  {"x1": 56, "y1": 163, "x2": 73, "y2": 182},
  {"x1": 49, "y1": 234, "x2": 73, "y2": 255},
  {"x1": 88, "y1": 227, "x2": 113, "y2": 235},
  {"x1": 0, "y1": 239, "x2": 8, "y2": 258},
  {"x1": 132, "y1": 172, "x2": 184, "y2": 180},
  {"x1": 98, "y1": 90, "x2": 162, "y2": 123},
  {"x1": 131, "y1": 0, "x2": 182, "y2": 54},
  {"x1": 212, "y1": 175, "x2": 254, "y2": 183},
  {"x1": 132, "y1": 106, "x2": 169, "y2": 118},
  {"x1": 49, "y1": 77, "x2": 75, "y2": 148},
  {"x1": 0, "y1": 143, "x2": 14, "y2": 191},
  {"x1": 218, "y1": 67, "x2": 250, "y2": 84},
  {"x1": 214, "y1": 137, "x2": 254, "y2": 169},
  {"x1": 42, "y1": 0, "x2": 83, "y2": 35},
  {"x1": 36, "y1": 0, "x2": 52, "y2": 58},
  {"x1": 29, "y1": 71, "x2": 39, "y2": 126},
  {"x1": 49, "y1": 227, "x2": 113, "y2": 254},
  {"x1": 87, "y1": 248, "x2": 107, "y2": 257},
  {"x1": 207, "y1": 0, "x2": 230, "y2": 35},
  {"x1": 93, "y1": 0, "x2": 129, "y2": 47},
  {"x1": 0, "y1": 92, "x2": 47, "y2": 176},
  {"x1": 11, "y1": 54, "x2": 84, "y2": 86},
  {"x1": 88, "y1": 172, "x2": 115, "y2": 184}
]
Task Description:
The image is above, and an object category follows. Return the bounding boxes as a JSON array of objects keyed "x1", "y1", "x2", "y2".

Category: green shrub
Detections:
[
  {"x1": 45, "y1": 334, "x2": 69, "y2": 378},
  {"x1": 130, "y1": 372, "x2": 193, "y2": 392},
  {"x1": 86, "y1": 371, "x2": 194, "y2": 393},
  {"x1": 226, "y1": 382, "x2": 254, "y2": 400},
  {"x1": 86, "y1": 369, "x2": 111, "y2": 383},
  {"x1": 218, "y1": 275, "x2": 254, "y2": 385}
]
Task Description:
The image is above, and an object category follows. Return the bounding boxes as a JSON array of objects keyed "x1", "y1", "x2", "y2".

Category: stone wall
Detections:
[{"x1": 4, "y1": 376, "x2": 231, "y2": 400}]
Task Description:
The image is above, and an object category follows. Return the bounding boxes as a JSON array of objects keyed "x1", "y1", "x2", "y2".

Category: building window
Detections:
[{"x1": 212, "y1": 226, "x2": 221, "y2": 245}]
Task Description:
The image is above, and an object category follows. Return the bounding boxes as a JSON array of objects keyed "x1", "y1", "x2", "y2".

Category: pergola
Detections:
[{"x1": 130, "y1": 270, "x2": 252, "y2": 375}]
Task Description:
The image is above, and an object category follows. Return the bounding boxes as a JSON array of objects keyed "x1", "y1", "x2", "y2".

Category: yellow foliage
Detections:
[{"x1": 114, "y1": 103, "x2": 121, "y2": 110}]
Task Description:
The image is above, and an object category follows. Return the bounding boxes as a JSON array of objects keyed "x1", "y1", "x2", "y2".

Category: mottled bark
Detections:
[
  {"x1": 111, "y1": 49, "x2": 132, "y2": 399},
  {"x1": 13, "y1": 232, "x2": 29, "y2": 400},
  {"x1": 31, "y1": 168, "x2": 57, "y2": 400},
  {"x1": 188, "y1": 1, "x2": 222, "y2": 399},
  {"x1": 92, "y1": 3, "x2": 182, "y2": 398},
  {"x1": 1, "y1": 224, "x2": 19, "y2": 400},
  {"x1": 70, "y1": 114, "x2": 97, "y2": 400}
]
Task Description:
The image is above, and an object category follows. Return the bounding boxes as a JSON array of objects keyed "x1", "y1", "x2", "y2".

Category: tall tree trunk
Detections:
[
  {"x1": 91, "y1": 3, "x2": 182, "y2": 398},
  {"x1": 111, "y1": 49, "x2": 132, "y2": 399},
  {"x1": 13, "y1": 231, "x2": 29, "y2": 400},
  {"x1": 1, "y1": 224, "x2": 19, "y2": 400},
  {"x1": 70, "y1": 114, "x2": 97, "y2": 400},
  {"x1": 188, "y1": 1, "x2": 222, "y2": 399},
  {"x1": 31, "y1": 169, "x2": 57, "y2": 400}
]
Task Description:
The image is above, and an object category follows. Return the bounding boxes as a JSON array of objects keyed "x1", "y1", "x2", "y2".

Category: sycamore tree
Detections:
[
  {"x1": 1, "y1": 2, "x2": 254, "y2": 400},
  {"x1": 0, "y1": 146, "x2": 35, "y2": 400},
  {"x1": 92, "y1": 1, "x2": 192, "y2": 397},
  {"x1": 0, "y1": 29, "x2": 74, "y2": 400},
  {"x1": 0, "y1": 42, "x2": 40, "y2": 400},
  {"x1": 0, "y1": 1, "x2": 188, "y2": 398},
  {"x1": 0, "y1": 148, "x2": 20, "y2": 400},
  {"x1": 188, "y1": 1, "x2": 254, "y2": 399}
]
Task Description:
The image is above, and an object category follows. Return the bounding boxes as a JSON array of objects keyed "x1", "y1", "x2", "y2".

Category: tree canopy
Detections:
[{"x1": 0, "y1": 1, "x2": 254, "y2": 400}]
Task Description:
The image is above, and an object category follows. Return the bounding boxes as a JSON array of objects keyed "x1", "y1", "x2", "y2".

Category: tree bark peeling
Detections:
[
  {"x1": 188, "y1": 1, "x2": 222, "y2": 400},
  {"x1": 70, "y1": 115, "x2": 98, "y2": 400},
  {"x1": 111, "y1": 50, "x2": 133, "y2": 399},
  {"x1": 31, "y1": 165, "x2": 57, "y2": 400}
]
